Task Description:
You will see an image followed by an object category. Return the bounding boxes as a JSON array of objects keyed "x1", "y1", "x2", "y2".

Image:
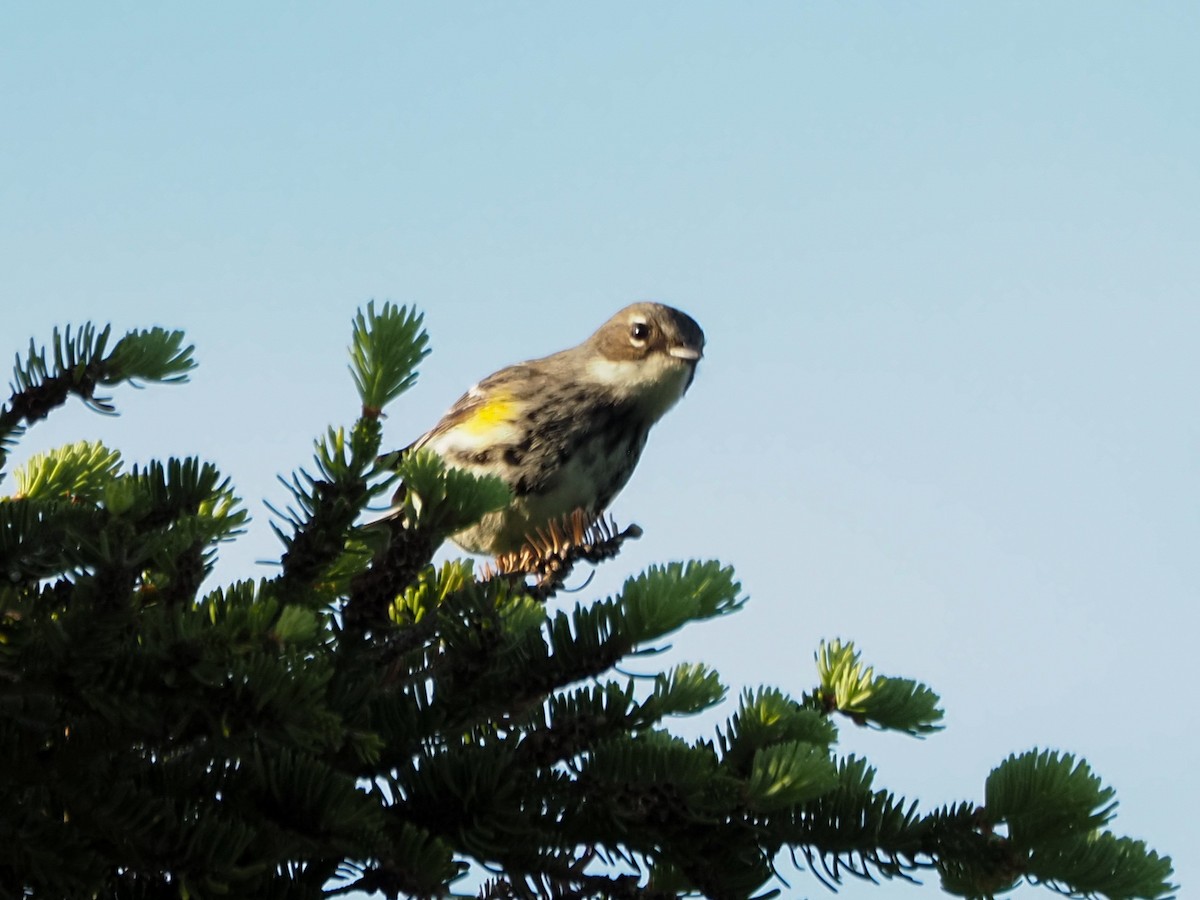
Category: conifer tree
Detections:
[{"x1": 0, "y1": 307, "x2": 1176, "y2": 900}]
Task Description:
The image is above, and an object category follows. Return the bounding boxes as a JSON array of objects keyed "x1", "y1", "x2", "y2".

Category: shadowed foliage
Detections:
[{"x1": 0, "y1": 304, "x2": 1175, "y2": 900}]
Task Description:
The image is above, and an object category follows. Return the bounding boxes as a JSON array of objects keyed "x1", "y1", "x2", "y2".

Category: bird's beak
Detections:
[{"x1": 669, "y1": 346, "x2": 703, "y2": 362}]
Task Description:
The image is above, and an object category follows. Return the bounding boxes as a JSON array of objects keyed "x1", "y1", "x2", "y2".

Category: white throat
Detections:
[{"x1": 586, "y1": 355, "x2": 693, "y2": 423}]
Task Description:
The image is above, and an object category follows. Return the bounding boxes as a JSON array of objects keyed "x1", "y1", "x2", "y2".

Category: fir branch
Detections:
[
  {"x1": 0, "y1": 497, "x2": 102, "y2": 584},
  {"x1": 105, "y1": 326, "x2": 196, "y2": 385},
  {"x1": 743, "y1": 740, "x2": 840, "y2": 811},
  {"x1": 815, "y1": 639, "x2": 945, "y2": 735},
  {"x1": 977, "y1": 749, "x2": 1176, "y2": 899},
  {"x1": 346, "y1": 450, "x2": 506, "y2": 631},
  {"x1": 1029, "y1": 833, "x2": 1176, "y2": 900},
  {"x1": 272, "y1": 297, "x2": 439, "y2": 597},
  {"x1": 348, "y1": 301, "x2": 430, "y2": 417},
  {"x1": 386, "y1": 448, "x2": 510, "y2": 540},
  {"x1": 470, "y1": 565, "x2": 743, "y2": 724},
  {"x1": 984, "y1": 749, "x2": 1117, "y2": 847},
  {"x1": 10, "y1": 440, "x2": 122, "y2": 503},
  {"x1": 778, "y1": 755, "x2": 937, "y2": 889},
  {"x1": 645, "y1": 662, "x2": 727, "y2": 719},
  {"x1": 514, "y1": 681, "x2": 640, "y2": 768},
  {"x1": 272, "y1": 420, "x2": 381, "y2": 598},
  {"x1": 345, "y1": 519, "x2": 441, "y2": 633},
  {"x1": 618, "y1": 560, "x2": 745, "y2": 645},
  {"x1": 0, "y1": 324, "x2": 194, "y2": 477},
  {"x1": 126, "y1": 457, "x2": 245, "y2": 535},
  {"x1": 716, "y1": 688, "x2": 838, "y2": 776}
]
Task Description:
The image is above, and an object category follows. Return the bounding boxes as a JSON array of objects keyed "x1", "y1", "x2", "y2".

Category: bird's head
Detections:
[{"x1": 583, "y1": 302, "x2": 705, "y2": 419}]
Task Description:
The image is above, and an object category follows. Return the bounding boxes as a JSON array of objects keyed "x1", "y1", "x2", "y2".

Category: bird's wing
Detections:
[{"x1": 378, "y1": 364, "x2": 535, "y2": 467}]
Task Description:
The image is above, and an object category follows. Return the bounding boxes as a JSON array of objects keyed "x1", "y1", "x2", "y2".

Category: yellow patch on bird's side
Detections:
[{"x1": 461, "y1": 396, "x2": 517, "y2": 434}]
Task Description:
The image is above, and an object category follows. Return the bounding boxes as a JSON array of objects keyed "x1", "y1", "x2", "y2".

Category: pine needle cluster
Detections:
[{"x1": 0, "y1": 304, "x2": 1175, "y2": 900}]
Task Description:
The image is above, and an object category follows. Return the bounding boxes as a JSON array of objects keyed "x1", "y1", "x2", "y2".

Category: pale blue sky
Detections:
[{"x1": 3, "y1": 4, "x2": 1196, "y2": 898}]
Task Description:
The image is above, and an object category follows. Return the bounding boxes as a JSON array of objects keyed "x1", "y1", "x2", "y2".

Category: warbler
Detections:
[{"x1": 385, "y1": 302, "x2": 704, "y2": 555}]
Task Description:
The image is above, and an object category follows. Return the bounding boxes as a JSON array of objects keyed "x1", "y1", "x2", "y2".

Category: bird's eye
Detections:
[{"x1": 630, "y1": 321, "x2": 651, "y2": 342}]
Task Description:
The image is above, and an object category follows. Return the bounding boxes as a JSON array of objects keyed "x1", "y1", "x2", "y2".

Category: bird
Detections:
[{"x1": 383, "y1": 302, "x2": 705, "y2": 556}]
